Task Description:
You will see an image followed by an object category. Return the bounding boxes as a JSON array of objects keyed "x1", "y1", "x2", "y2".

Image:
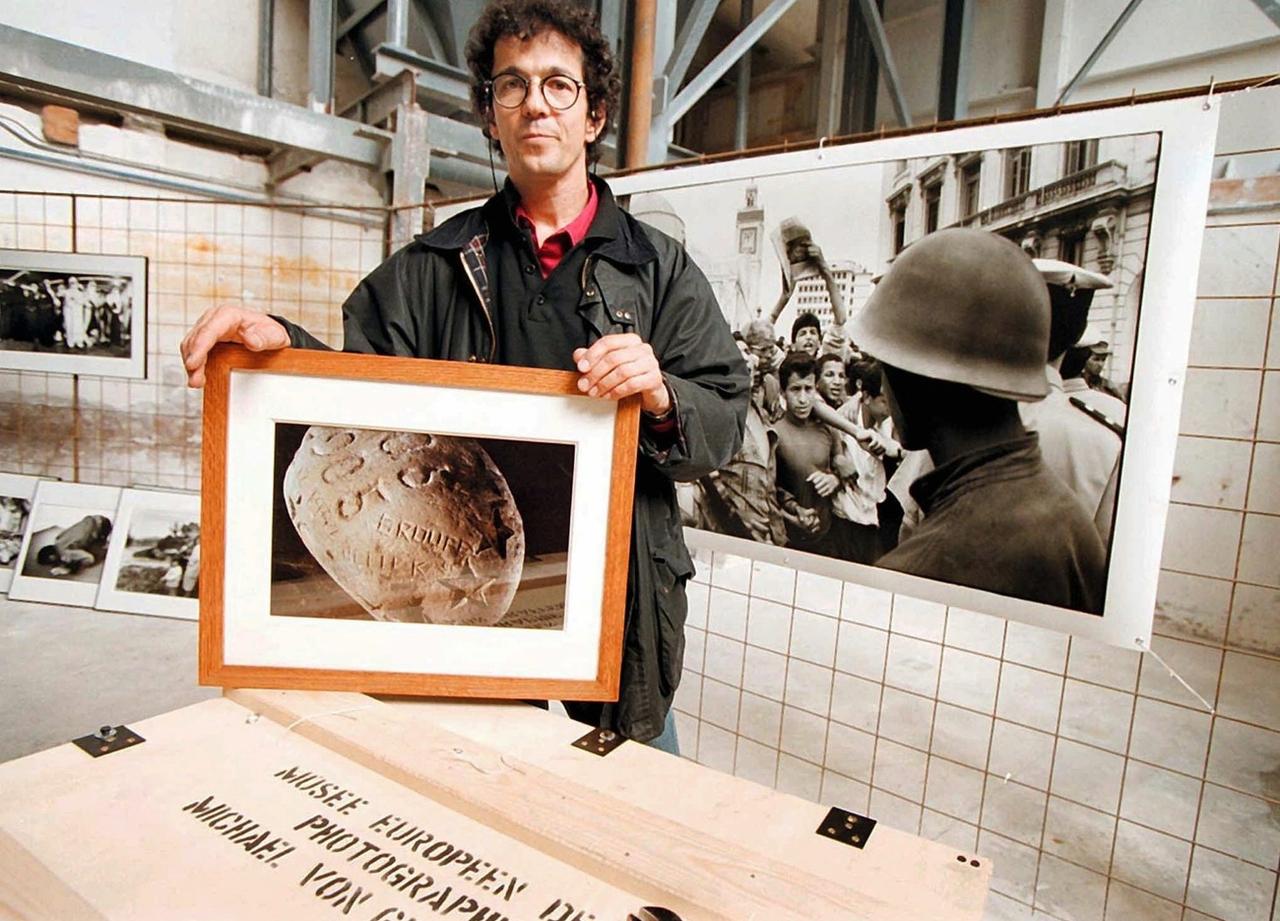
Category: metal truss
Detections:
[
  {"x1": 1249, "y1": 0, "x2": 1280, "y2": 29},
  {"x1": 643, "y1": 0, "x2": 918, "y2": 166},
  {"x1": 1055, "y1": 0, "x2": 1150, "y2": 106},
  {"x1": 0, "y1": 24, "x2": 383, "y2": 168}
]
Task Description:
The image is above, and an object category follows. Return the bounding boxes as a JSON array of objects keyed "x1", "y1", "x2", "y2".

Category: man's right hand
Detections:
[{"x1": 180, "y1": 306, "x2": 289, "y2": 388}]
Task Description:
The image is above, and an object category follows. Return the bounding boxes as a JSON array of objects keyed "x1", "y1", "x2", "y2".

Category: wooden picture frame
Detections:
[
  {"x1": 0, "y1": 250, "x2": 147, "y2": 379},
  {"x1": 95, "y1": 488, "x2": 201, "y2": 620},
  {"x1": 200, "y1": 345, "x2": 640, "y2": 701}
]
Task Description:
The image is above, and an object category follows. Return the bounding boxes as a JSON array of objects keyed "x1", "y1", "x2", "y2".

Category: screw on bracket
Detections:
[
  {"x1": 572, "y1": 726, "x2": 626, "y2": 757},
  {"x1": 72, "y1": 724, "x2": 145, "y2": 758}
]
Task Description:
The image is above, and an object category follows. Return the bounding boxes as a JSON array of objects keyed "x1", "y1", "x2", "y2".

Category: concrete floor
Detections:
[{"x1": 0, "y1": 598, "x2": 219, "y2": 764}]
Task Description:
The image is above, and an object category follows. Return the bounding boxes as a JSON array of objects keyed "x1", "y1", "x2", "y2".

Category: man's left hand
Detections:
[{"x1": 573, "y1": 334, "x2": 670, "y2": 415}]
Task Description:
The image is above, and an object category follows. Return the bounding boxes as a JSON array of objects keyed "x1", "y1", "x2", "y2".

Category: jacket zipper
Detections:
[{"x1": 458, "y1": 249, "x2": 497, "y2": 363}]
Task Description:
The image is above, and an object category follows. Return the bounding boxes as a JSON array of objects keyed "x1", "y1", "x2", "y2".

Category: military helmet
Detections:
[{"x1": 850, "y1": 228, "x2": 1050, "y2": 401}]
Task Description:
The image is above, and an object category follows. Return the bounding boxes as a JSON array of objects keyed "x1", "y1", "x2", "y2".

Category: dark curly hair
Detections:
[{"x1": 465, "y1": 0, "x2": 621, "y2": 164}]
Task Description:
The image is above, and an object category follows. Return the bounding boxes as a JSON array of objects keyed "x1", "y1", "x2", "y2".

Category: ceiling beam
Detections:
[
  {"x1": 308, "y1": 0, "x2": 336, "y2": 112},
  {"x1": 0, "y1": 24, "x2": 384, "y2": 167},
  {"x1": 338, "y1": 0, "x2": 387, "y2": 40},
  {"x1": 1248, "y1": 0, "x2": 1280, "y2": 29},
  {"x1": 664, "y1": 0, "x2": 719, "y2": 91},
  {"x1": 667, "y1": 0, "x2": 801, "y2": 125},
  {"x1": 375, "y1": 43, "x2": 474, "y2": 110},
  {"x1": 937, "y1": 0, "x2": 973, "y2": 121},
  {"x1": 852, "y1": 0, "x2": 912, "y2": 127},
  {"x1": 1054, "y1": 0, "x2": 1148, "y2": 106}
]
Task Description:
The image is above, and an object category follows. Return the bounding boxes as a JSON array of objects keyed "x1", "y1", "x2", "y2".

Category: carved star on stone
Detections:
[{"x1": 439, "y1": 573, "x2": 497, "y2": 610}]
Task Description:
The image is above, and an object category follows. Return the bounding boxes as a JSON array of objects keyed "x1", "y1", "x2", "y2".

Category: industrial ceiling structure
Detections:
[{"x1": 1, "y1": 0, "x2": 1277, "y2": 244}]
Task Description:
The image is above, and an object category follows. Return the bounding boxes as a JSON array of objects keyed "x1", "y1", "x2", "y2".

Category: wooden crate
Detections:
[{"x1": 0, "y1": 690, "x2": 990, "y2": 920}]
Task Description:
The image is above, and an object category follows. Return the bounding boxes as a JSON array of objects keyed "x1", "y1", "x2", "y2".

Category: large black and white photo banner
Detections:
[{"x1": 574, "y1": 98, "x2": 1212, "y2": 649}]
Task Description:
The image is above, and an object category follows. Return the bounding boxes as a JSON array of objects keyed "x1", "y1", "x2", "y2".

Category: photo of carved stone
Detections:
[
  {"x1": 200, "y1": 346, "x2": 637, "y2": 700},
  {"x1": 270, "y1": 423, "x2": 572, "y2": 630},
  {"x1": 0, "y1": 250, "x2": 147, "y2": 378}
]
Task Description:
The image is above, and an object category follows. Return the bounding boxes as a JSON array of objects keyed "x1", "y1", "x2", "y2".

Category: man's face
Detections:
[
  {"x1": 793, "y1": 325, "x2": 820, "y2": 357},
  {"x1": 487, "y1": 31, "x2": 603, "y2": 190},
  {"x1": 880, "y1": 369, "x2": 919, "y2": 449},
  {"x1": 866, "y1": 392, "x2": 890, "y2": 424},
  {"x1": 1085, "y1": 351, "x2": 1107, "y2": 379},
  {"x1": 782, "y1": 373, "x2": 817, "y2": 421},
  {"x1": 816, "y1": 360, "x2": 846, "y2": 406}
]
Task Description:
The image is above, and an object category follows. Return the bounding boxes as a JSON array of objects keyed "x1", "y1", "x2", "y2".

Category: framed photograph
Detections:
[
  {"x1": 1, "y1": 249, "x2": 147, "y2": 379},
  {"x1": 0, "y1": 473, "x2": 49, "y2": 593},
  {"x1": 200, "y1": 345, "x2": 640, "y2": 700},
  {"x1": 436, "y1": 96, "x2": 1212, "y2": 650},
  {"x1": 95, "y1": 488, "x2": 201, "y2": 620},
  {"x1": 7, "y1": 480, "x2": 122, "y2": 606}
]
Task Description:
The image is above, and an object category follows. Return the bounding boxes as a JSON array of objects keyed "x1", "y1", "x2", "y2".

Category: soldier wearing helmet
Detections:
[
  {"x1": 850, "y1": 229, "x2": 1105, "y2": 614},
  {"x1": 1021, "y1": 259, "x2": 1122, "y2": 544}
]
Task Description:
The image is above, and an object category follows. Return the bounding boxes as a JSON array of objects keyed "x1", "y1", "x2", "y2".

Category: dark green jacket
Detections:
[{"x1": 279, "y1": 179, "x2": 748, "y2": 741}]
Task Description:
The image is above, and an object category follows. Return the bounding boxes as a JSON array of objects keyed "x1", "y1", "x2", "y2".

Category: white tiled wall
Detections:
[
  {"x1": 0, "y1": 189, "x2": 383, "y2": 488},
  {"x1": 675, "y1": 172, "x2": 1280, "y2": 918}
]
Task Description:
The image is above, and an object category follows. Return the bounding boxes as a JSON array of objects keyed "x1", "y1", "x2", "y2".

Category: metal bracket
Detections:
[
  {"x1": 815, "y1": 806, "x2": 876, "y2": 848},
  {"x1": 572, "y1": 727, "x2": 626, "y2": 757},
  {"x1": 72, "y1": 725, "x2": 145, "y2": 758}
]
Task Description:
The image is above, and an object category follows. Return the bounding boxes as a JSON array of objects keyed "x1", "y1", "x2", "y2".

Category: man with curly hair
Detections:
[{"x1": 181, "y1": 0, "x2": 748, "y2": 752}]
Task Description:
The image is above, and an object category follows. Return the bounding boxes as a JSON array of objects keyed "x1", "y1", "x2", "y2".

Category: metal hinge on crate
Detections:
[
  {"x1": 572, "y1": 726, "x2": 626, "y2": 757},
  {"x1": 815, "y1": 806, "x2": 877, "y2": 849},
  {"x1": 72, "y1": 725, "x2": 145, "y2": 758}
]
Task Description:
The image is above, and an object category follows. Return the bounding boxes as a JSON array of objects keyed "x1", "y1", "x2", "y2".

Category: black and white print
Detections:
[
  {"x1": 7, "y1": 481, "x2": 122, "y2": 607},
  {"x1": 95, "y1": 489, "x2": 202, "y2": 620},
  {"x1": 0, "y1": 250, "x2": 147, "y2": 378}
]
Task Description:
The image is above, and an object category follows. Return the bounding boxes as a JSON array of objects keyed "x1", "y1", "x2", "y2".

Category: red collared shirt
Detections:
[
  {"x1": 514, "y1": 181, "x2": 677, "y2": 437},
  {"x1": 514, "y1": 181, "x2": 599, "y2": 278}
]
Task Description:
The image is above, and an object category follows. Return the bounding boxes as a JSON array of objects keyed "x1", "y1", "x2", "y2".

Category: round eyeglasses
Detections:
[{"x1": 486, "y1": 73, "x2": 586, "y2": 110}]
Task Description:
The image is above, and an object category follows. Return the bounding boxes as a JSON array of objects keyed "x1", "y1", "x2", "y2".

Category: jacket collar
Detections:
[{"x1": 414, "y1": 174, "x2": 658, "y2": 267}]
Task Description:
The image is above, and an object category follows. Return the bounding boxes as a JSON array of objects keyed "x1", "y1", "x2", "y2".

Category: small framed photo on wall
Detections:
[{"x1": 0, "y1": 250, "x2": 147, "y2": 379}]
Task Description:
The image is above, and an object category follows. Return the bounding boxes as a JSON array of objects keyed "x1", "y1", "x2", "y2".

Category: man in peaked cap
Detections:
[
  {"x1": 850, "y1": 229, "x2": 1105, "y2": 614},
  {"x1": 1063, "y1": 324, "x2": 1127, "y2": 427},
  {"x1": 1021, "y1": 259, "x2": 1122, "y2": 544}
]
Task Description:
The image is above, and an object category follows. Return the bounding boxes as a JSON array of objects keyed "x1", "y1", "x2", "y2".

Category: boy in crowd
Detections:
[{"x1": 772, "y1": 352, "x2": 845, "y2": 556}]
